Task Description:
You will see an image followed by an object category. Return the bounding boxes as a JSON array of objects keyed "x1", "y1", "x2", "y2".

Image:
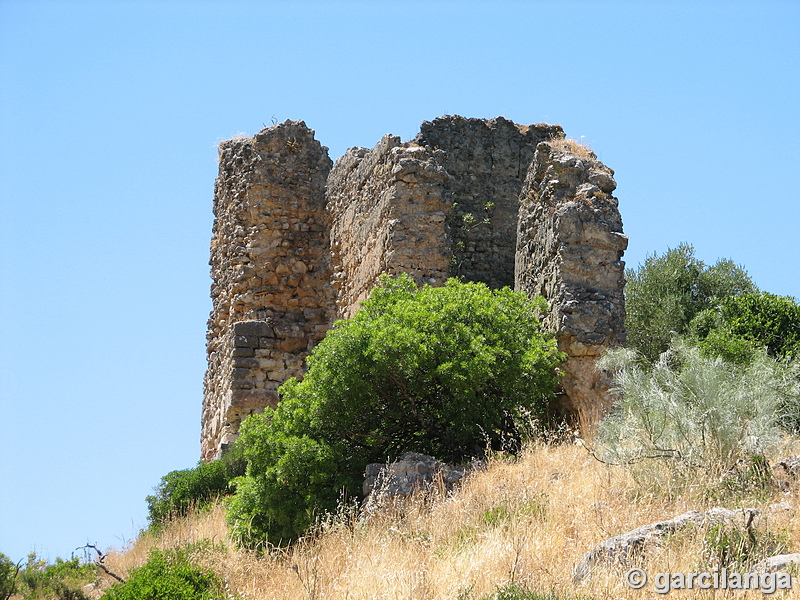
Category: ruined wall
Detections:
[
  {"x1": 414, "y1": 117, "x2": 563, "y2": 288},
  {"x1": 202, "y1": 117, "x2": 627, "y2": 459},
  {"x1": 515, "y1": 139, "x2": 628, "y2": 425},
  {"x1": 202, "y1": 121, "x2": 334, "y2": 460},
  {"x1": 326, "y1": 135, "x2": 452, "y2": 317}
]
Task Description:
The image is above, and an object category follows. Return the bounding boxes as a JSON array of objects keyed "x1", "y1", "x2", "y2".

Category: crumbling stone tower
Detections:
[
  {"x1": 202, "y1": 116, "x2": 627, "y2": 461},
  {"x1": 202, "y1": 124, "x2": 334, "y2": 458}
]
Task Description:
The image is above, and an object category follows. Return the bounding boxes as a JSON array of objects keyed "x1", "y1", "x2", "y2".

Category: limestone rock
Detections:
[
  {"x1": 752, "y1": 553, "x2": 800, "y2": 573},
  {"x1": 572, "y1": 507, "x2": 760, "y2": 584},
  {"x1": 362, "y1": 452, "x2": 479, "y2": 512}
]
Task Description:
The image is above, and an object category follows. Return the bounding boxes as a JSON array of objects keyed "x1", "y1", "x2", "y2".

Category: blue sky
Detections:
[{"x1": 1, "y1": 1, "x2": 798, "y2": 562}]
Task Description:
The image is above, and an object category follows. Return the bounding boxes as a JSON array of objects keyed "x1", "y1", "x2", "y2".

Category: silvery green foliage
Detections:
[{"x1": 597, "y1": 340, "x2": 800, "y2": 490}]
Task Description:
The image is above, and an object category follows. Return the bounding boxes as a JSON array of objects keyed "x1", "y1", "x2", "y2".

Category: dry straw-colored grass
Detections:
[
  {"x1": 546, "y1": 138, "x2": 596, "y2": 161},
  {"x1": 100, "y1": 441, "x2": 800, "y2": 599}
]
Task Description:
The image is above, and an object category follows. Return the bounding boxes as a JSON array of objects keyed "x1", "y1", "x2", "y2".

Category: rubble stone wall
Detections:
[
  {"x1": 326, "y1": 135, "x2": 452, "y2": 317},
  {"x1": 414, "y1": 116, "x2": 564, "y2": 289},
  {"x1": 202, "y1": 121, "x2": 334, "y2": 460},
  {"x1": 515, "y1": 140, "x2": 628, "y2": 425},
  {"x1": 202, "y1": 117, "x2": 627, "y2": 460}
]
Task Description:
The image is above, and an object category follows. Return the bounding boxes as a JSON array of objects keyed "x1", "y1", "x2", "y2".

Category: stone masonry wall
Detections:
[
  {"x1": 202, "y1": 117, "x2": 627, "y2": 459},
  {"x1": 326, "y1": 135, "x2": 452, "y2": 317},
  {"x1": 414, "y1": 116, "x2": 564, "y2": 288},
  {"x1": 202, "y1": 121, "x2": 334, "y2": 460},
  {"x1": 515, "y1": 139, "x2": 628, "y2": 426}
]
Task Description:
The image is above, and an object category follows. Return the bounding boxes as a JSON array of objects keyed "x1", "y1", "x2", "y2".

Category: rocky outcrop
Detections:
[
  {"x1": 753, "y1": 554, "x2": 800, "y2": 573},
  {"x1": 201, "y1": 117, "x2": 627, "y2": 460},
  {"x1": 362, "y1": 452, "x2": 475, "y2": 500}
]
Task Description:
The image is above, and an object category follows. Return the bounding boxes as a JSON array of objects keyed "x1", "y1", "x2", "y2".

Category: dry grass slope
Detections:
[{"x1": 101, "y1": 441, "x2": 800, "y2": 599}]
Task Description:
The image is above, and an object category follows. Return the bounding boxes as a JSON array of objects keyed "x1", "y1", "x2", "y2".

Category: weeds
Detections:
[
  {"x1": 703, "y1": 521, "x2": 788, "y2": 572},
  {"x1": 545, "y1": 138, "x2": 595, "y2": 160}
]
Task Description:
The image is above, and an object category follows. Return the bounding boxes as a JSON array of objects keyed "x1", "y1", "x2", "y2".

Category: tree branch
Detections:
[{"x1": 78, "y1": 544, "x2": 125, "y2": 584}]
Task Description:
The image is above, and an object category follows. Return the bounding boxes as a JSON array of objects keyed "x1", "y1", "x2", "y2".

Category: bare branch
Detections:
[{"x1": 78, "y1": 544, "x2": 125, "y2": 584}]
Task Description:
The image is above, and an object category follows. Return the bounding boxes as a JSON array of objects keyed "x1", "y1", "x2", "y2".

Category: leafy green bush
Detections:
[
  {"x1": 146, "y1": 442, "x2": 246, "y2": 527},
  {"x1": 103, "y1": 547, "x2": 224, "y2": 600},
  {"x1": 624, "y1": 244, "x2": 756, "y2": 362},
  {"x1": 690, "y1": 292, "x2": 800, "y2": 364},
  {"x1": 228, "y1": 274, "x2": 565, "y2": 548},
  {"x1": 226, "y1": 431, "x2": 344, "y2": 548},
  {"x1": 0, "y1": 553, "x2": 18, "y2": 600},
  {"x1": 596, "y1": 341, "x2": 800, "y2": 494},
  {"x1": 17, "y1": 553, "x2": 96, "y2": 600}
]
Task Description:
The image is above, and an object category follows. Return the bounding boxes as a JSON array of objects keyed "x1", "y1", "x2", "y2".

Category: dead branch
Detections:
[{"x1": 78, "y1": 544, "x2": 125, "y2": 584}]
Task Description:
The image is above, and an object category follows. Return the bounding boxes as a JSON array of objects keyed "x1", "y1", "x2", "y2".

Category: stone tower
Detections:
[
  {"x1": 202, "y1": 122, "x2": 334, "y2": 460},
  {"x1": 202, "y1": 116, "x2": 627, "y2": 460}
]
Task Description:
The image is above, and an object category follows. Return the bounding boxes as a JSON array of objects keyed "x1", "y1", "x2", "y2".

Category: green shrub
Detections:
[
  {"x1": 690, "y1": 292, "x2": 800, "y2": 363},
  {"x1": 624, "y1": 245, "x2": 756, "y2": 363},
  {"x1": 17, "y1": 553, "x2": 97, "y2": 600},
  {"x1": 103, "y1": 547, "x2": 224, "y2": 600},
  {"x1": 0, "y1": 553, "x2": 17, "y2": 600},
  {"x1": 226, "y1": 431, "x2": 344, "y2": 549},
  {"x1": 596, "y1": 340, "x2": 800, "y2": 494},
  {"x1": 280, "y1": 274, "x2": 564, "y2": 461},
  {"x1": 228, "y1": 274, "x2": 565, "y2": 548},
  {"x1": 146, "y1": 442, "x2": 246, "y2": 527}
]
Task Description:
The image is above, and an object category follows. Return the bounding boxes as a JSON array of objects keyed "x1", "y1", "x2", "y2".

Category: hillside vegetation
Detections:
[
  {"x1": 5, "y1": 247, "x2": 800, "y2": 599},
  {"x1": 96, "y1": 438, "x2": 800, "y2": 599}
]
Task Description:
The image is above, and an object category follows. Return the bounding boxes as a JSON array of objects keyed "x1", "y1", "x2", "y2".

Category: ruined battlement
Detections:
[{"x1": 201, "y1": 116, "x2": 627, "y2": 461}]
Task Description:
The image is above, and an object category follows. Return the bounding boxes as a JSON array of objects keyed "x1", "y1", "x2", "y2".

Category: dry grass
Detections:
[
  {"x1": 546, "y1": 138, "x2": 596, "y2": 161},
  {"x1": 99, "y1": 442, "x2": 800, "y2": 599}
]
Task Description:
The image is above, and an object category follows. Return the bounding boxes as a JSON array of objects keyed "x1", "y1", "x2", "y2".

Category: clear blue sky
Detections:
[{"x1": 1, "y1": 0, "x2": 798, "y2": 563}]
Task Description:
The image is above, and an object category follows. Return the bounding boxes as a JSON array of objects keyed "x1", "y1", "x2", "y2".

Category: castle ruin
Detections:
[{"x1": 201, "y1": 116, "x2": 627, "y2": 461}]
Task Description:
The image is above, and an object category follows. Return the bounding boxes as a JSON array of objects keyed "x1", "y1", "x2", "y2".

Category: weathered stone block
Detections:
[
  {"x1": 231, "y1": 367, "x2": 252, "y2": 380},
  {"x1": 233, "y1": 321, "x2": 275, "y2": 337},
  {"x1": 233, "y1": 357, "x2": 259, "y2": 369},
  {"x1": 276, "y1": 337, "x2": 307, "y2": 353},
  {"x1": 233, "y1": 335, "x2": 259, "y2": 348}
]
